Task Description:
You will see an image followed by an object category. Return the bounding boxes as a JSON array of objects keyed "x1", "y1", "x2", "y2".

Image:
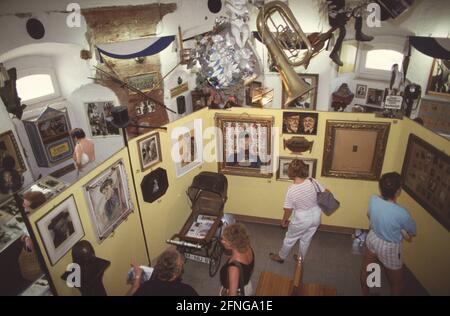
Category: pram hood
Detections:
[{"x1": 187, "y1": 172, "x2": 228, "y2": 216}]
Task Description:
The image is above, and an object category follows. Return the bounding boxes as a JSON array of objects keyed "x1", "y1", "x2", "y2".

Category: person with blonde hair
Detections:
[
  {"x1": 270, "y1": 159, "x2": 328, "y2": 263},
  {"x1": 220, "y1": 223, "x2": 255, "y2": 296}
]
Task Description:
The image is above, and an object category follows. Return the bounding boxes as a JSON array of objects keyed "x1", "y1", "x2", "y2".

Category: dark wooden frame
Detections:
[
  {"x1": 282, "y1": 74, "x2": 319, "y2": 110},
  {"x1": 137, "y1": 133, "x2": 162, "y2": 172},
  {"x1": 401, "y1": 134, "x2": 450, "y2": 231},
  {"x1": 322, "y1": 120, "x2": 390, "y2": 181},
  {"x1": 215, "y1": 113, "x2": 274, "y2": 178},
  {"x1": 426, "y1": 58, "x2": 450, "y2": 99},
  {"x1": 0, "y1": 130, "x2": 26, "y2": 173}
]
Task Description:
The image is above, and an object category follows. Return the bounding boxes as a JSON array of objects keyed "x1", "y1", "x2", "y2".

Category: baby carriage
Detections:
[{"x1": 166, "y1": 172, "x2": 228, "y2": 277}]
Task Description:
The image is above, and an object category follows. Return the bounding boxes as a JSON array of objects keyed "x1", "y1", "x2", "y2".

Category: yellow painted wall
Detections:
[
  {"x1": 28, "y1": 148, "x2": 148, "y2": 296},
  {"x1": 397, "y1": 119, "x2": 450, "y2": 295}
]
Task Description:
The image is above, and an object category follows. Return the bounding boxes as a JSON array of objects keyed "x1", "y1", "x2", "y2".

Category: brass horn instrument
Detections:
[{"x1": 257, "y1": 1, "x2": 314, "y2": 107}]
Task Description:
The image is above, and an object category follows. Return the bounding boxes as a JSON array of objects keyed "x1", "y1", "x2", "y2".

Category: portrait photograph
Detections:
[
  {"x1": 126, "y1": 72, "x2": 158, "y2": 94},
  {"x1": 426, "y1": 58, "x2": 450, "y2": 98},
  {"x1": 138, "y1": 133, "x2": 162, "y2": 171},
  {"x1": 36, "y1": 195, "x2": 84, "y2": 266},
  {"x1": 355, "y1": 84, "x2": 367, "y2": 99},
  {"x1": 366, "y1": 88, "x2": 384, "y2": 106},
  {"x1": 37, "y1": 115, "x2": 69, "y2": 143},
  {"x1": 283, "y1": 112, "x2": 318, "y2": 135},
  {"x1": 277, "y1": 157, "x2": 317, "y2": 181},
  {"x1": 215, "y1": 113, "x2": 273, "y2": 178},
  {"x1": 135, "y1": 100, "x2": 156, "y2": 116},
  {"x1": 84, "y1": 160, "x2": 133, "y2": 243},
  {"x1": 85, "y1": 101, "x2": 120, "y2": 137},
  {"x1": 282, "y1": 74, "x2": 319, "y2": 110},
  {"x1": 172, "y1": 120, "x2": 203, "y2": 178},
  {"x1": 140, "y1": 168, "x2": 169, "y2": 203}
]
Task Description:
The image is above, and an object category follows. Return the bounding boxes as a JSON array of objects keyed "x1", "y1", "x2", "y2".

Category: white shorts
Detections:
[{"x1": 366, "y1": 230, "x2": 402, "y2": 270}]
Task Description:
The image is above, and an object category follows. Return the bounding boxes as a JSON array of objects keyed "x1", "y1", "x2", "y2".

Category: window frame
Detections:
[{"x1": 17, "y1": 67, "x2": 61, "y2": 105}]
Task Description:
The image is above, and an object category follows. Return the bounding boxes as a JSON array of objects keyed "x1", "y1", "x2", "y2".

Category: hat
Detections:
[{"x1": 110, "y1": 106, "x2": 131, "y2": 129}]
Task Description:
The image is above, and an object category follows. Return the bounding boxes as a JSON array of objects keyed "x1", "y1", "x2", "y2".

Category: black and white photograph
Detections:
[
  {"x1": 85, "y1": 101, "x2": 120, "y2": 137},
  {"x1": 36, "y1": 195, "x2": 84, "y2": 266},
  {"x1": 140, "y1": 168, "x2": 169, "y2": 203},
  {"x1": 356, "y1": 84, "x2": 367, "y2": 99},
  {"x1": 366, "y1": 88, "x2": 384, "y2": 106},
  {"x1": 138, "y1": 133, "x2": 162, "y2": 171},
  {"x1": 84, "y1": 160, "x2": 133, "y2": 243},
  {"x1": 135, "y1": 100, "x2": 156, "y2": 116},
  {"x1": 277, "y1": 157, "x2": 317, "y2": 181}
]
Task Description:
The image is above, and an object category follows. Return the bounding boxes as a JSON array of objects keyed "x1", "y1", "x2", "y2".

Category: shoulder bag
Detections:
[{"x1": 309, "y1": 178, "x2": 340, "y2": 216}]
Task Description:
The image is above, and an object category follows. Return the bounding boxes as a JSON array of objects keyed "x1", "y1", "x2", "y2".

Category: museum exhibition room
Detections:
[{"x1": 0, "y1": 0, "x2": 449, "y2": 297}]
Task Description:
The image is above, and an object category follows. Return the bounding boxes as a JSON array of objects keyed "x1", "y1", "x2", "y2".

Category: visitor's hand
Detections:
[
  {"x1": 131, "y1": 259, "x2": 142, "y2": 280},
  {"x1": 281, "y1": 219, "x2": 289, "y2": 229},
  {"x1": 401, "y1": 229, "x2": 412, "y2": 242}
]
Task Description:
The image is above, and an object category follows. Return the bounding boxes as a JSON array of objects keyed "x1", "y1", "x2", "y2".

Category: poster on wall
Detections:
[
  {"x1": 36, "y1": 195, "x2": 84, "y2": 266},
  {"x1": 401, "y1": 134, "x2": 450, "y2": 231},
  {"x1": 85, "y1": 101, "x2": 120, "y2": 137},
  {"x1": 83, "y1": 160, "x2": 133, "y2": 243},
  {"x1": 172, "y1": 120, "x2": 203, "y2": 178}
]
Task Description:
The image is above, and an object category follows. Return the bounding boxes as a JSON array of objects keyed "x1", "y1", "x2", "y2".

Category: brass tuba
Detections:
[{"x1": 257, "y1": 1, "x2": 315, "y2": 107}]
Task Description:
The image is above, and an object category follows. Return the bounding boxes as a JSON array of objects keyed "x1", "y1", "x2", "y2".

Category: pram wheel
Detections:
[{"x1": 209, "y1": 237, "x2": 223, "y2": 277}]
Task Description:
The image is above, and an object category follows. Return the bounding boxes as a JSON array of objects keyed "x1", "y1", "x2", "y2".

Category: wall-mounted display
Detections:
[
  {"x1": 215, "y1": 114, "x2": 273, "y2": 178},
  {"x1": 426, "y1": 58, "x2": 450, "y2": 99},
  {"x1": 277, "y1": 157, "x2": 317, "y2": 181},
  {"x1": 126, "y1": 72, "x2": 158, "y2": 94},
  {"x1": 23, "y1": 107, "x2": 74, "y2": 168},
  {"x1": 283, "y1": 137, "x2": 314, "y2": 154},
  {"x1": 85, "y1": 101, "x2": 120, "y2": 137},
  {"x1": 282, "y1": 112, "x2": 318, "y2": 135},
  {"x1": 401, "y1": 134, "x2": 449, "y2": 231},
  {"x1": 36, "y1": 195, "x2": 84, "y2": 266},
  {"x1": 355, "y1": 84, "x2": 367, "y2": 99},
  {"x1": 282, "y1": 74, "x2": 318, "y2": 110},
  {"x1": 366, "y1": 88, "x2": 384, "y2": 106},
  {"x1": 0, "y1": 130, "x2": 26, "y2": 173},
  {"x1": 418, "y1": 99, "x2": 450, "y2": 135},
  {"x1": 322, "y1": 120, "x2": 390, "y2": 181},
  {"x1": 245, "y1": 81, "x2": 263, "y2": 107},
  {"x1": 140, "y1": 168, "x2": 169, "y2": 203},
  {"x1": 138, "y1": 133, "x2": 162, "y2": 172},
  {"x1": 191, "y1": 90, "x2": 208, "y2": 112},
  {"x1": 84, "y1": 160, "x2": 133, "y2": 243},
  {"x1": 135, "y1": 100, "x2": 156, "y2": 116},
  {"x1": 172, "y1": 120, "x2": 203, "y2": 178}
]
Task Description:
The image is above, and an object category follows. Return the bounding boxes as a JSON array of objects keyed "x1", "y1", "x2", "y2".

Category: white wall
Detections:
[{"x1": 68, "y1": 83, "x2": 124, "y2": 164}]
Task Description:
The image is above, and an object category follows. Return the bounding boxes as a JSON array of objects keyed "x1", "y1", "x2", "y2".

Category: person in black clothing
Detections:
[
  {"x1": 130, "y1": 249, "x2": 198, "y2": 296},
  {"x1": 219, "y1": 223, "x2": 254, "y2": 296}
]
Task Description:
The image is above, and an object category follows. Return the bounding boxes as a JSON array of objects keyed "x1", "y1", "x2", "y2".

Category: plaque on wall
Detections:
[
  {"x1": 23, "y1": 107, "x2": 74, "y2": 168},
  {"x1": 401, "y1": 134, "x2": 450, "y2": 231}
]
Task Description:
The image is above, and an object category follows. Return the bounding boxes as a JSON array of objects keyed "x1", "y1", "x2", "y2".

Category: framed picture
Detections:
[
  {"x1": 355, "y1": 84, "x2": 367, "y2": 99},
  {"x1": 141, "y1": 168, "x2": 169, "y2": 203},
  {"x1": 277, "y1": 157, "x2": 317, "y2": 181},
  {"x1": 85, "y1": 101, "x2": 120, "y2": 137},
  {"x1": 366, "y1": 88, "x2": 384, "y2": 106},
  {"x1": 126, "y1": 72, "x2": 158, "y2": 94},
  {"x1": 322, "y1": 120, "x2": 390, "y2": 181},
  {"x1": 36, "y1": 195, "x2": 84, "y2": 266},
  {"x1": 172, "y1": 120, "x2": 203, "y2": 178},
  {"x1": 401, "y1": 134, "x2": 450, "y2": 231},
  {"x1": 426, "y1": 58, "x2": 450, "y2": 98},
  {"x1": 282, "y1": 74, "x2": 319, "y2": 110},
  {"x1": 138, "y1": 133, "x2": 162, "y2": 171},
  {"x1": 282, "y1": 112, "x2": 318, "y2": 135},
  {"x1": 0, "y1": 130, "x2": 26, "y2": 174},
  {"x1": 191, "y1": 90, "x2": 207, "y2": 112},
  {"x1": 83, "y1": 160, "x2": 133, "y2": 243},
  {"x1": 135, "y1": 100, "x2": 156, "y2": 116},
  {"x1": 215, "y1": 113, "x2": 273, "y2": 178}
]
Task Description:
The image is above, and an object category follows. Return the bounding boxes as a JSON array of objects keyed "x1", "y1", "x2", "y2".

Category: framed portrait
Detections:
[
  {"x1": 135, "y1": 100, "x2": 156, "y2": 116},
  {"x1": 0, "y1": 130, "x2": 26, "y2": 173},
  {"x1": 401, "y1": 134, "x2": 450, "y2": 231},
  {"x1": 322, "y1": 120, "x2": 390, "y2": 181},
  {"x1": 172, "y1": 120, "x2": 203, "y2": 178},
  {"x1": 140, "y1": 168, "x2": 169, "y2": 203},
  {"x1": 282, "y1": 74, "x2": 319, "y2": 110},
  {"x1": 277, "y1": 157, "x2": 317, "y2": 181},
  {"x1": 138, "y1": 133, "x2": 162, "y2": 171},
  {"x1": 85, "y1": 101, "x2": 120, "y2": 137},
  {"x1": 83, "y1": 160, "x2": 133, "y2": 243},
  {"x1": 426, "y1": 58, "x2": 450, "y2": 98},
  {"x1": 355, "y1": 84, "x2": 367, "y2": 99},
  {"x1": 366, "y1": 88, "x2": 384, "y2": 106},
  {"x1": 282, "y1": 112, "x2": 319, "y2": 135},
  {"x1": 126, "y1": 72, "x2": 158, "y2": 94},
  {"x1": 215, "y1": 113, "x2": 274, "y2": 178},
  {"x1": 36, "y1": 195, "x2": 84, "y2": 266}
]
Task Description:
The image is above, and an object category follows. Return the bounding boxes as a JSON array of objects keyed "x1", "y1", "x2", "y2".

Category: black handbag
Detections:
[{"x1": 309, "y1": 178, "x2": 340, "y2": 216}]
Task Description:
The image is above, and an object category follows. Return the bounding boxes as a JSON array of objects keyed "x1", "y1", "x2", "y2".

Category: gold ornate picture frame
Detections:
[
  {"x1": 0, "y1": 130, "x2": 26, "y2": 173},
  {"x1": 215, "y1": 113, "x2": 274, "y2": 178},
  {"x1": 322, "y1": 120, "x2": 390, "y2": 181}
]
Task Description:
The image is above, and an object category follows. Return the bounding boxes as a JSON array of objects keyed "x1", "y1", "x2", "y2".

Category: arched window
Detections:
[
  {"x1": 365, "y1": 49, "x2": 404, "y2": 71},
  {"x1": 16, "y1": 68, "x2": 60, "y2": 104}
]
